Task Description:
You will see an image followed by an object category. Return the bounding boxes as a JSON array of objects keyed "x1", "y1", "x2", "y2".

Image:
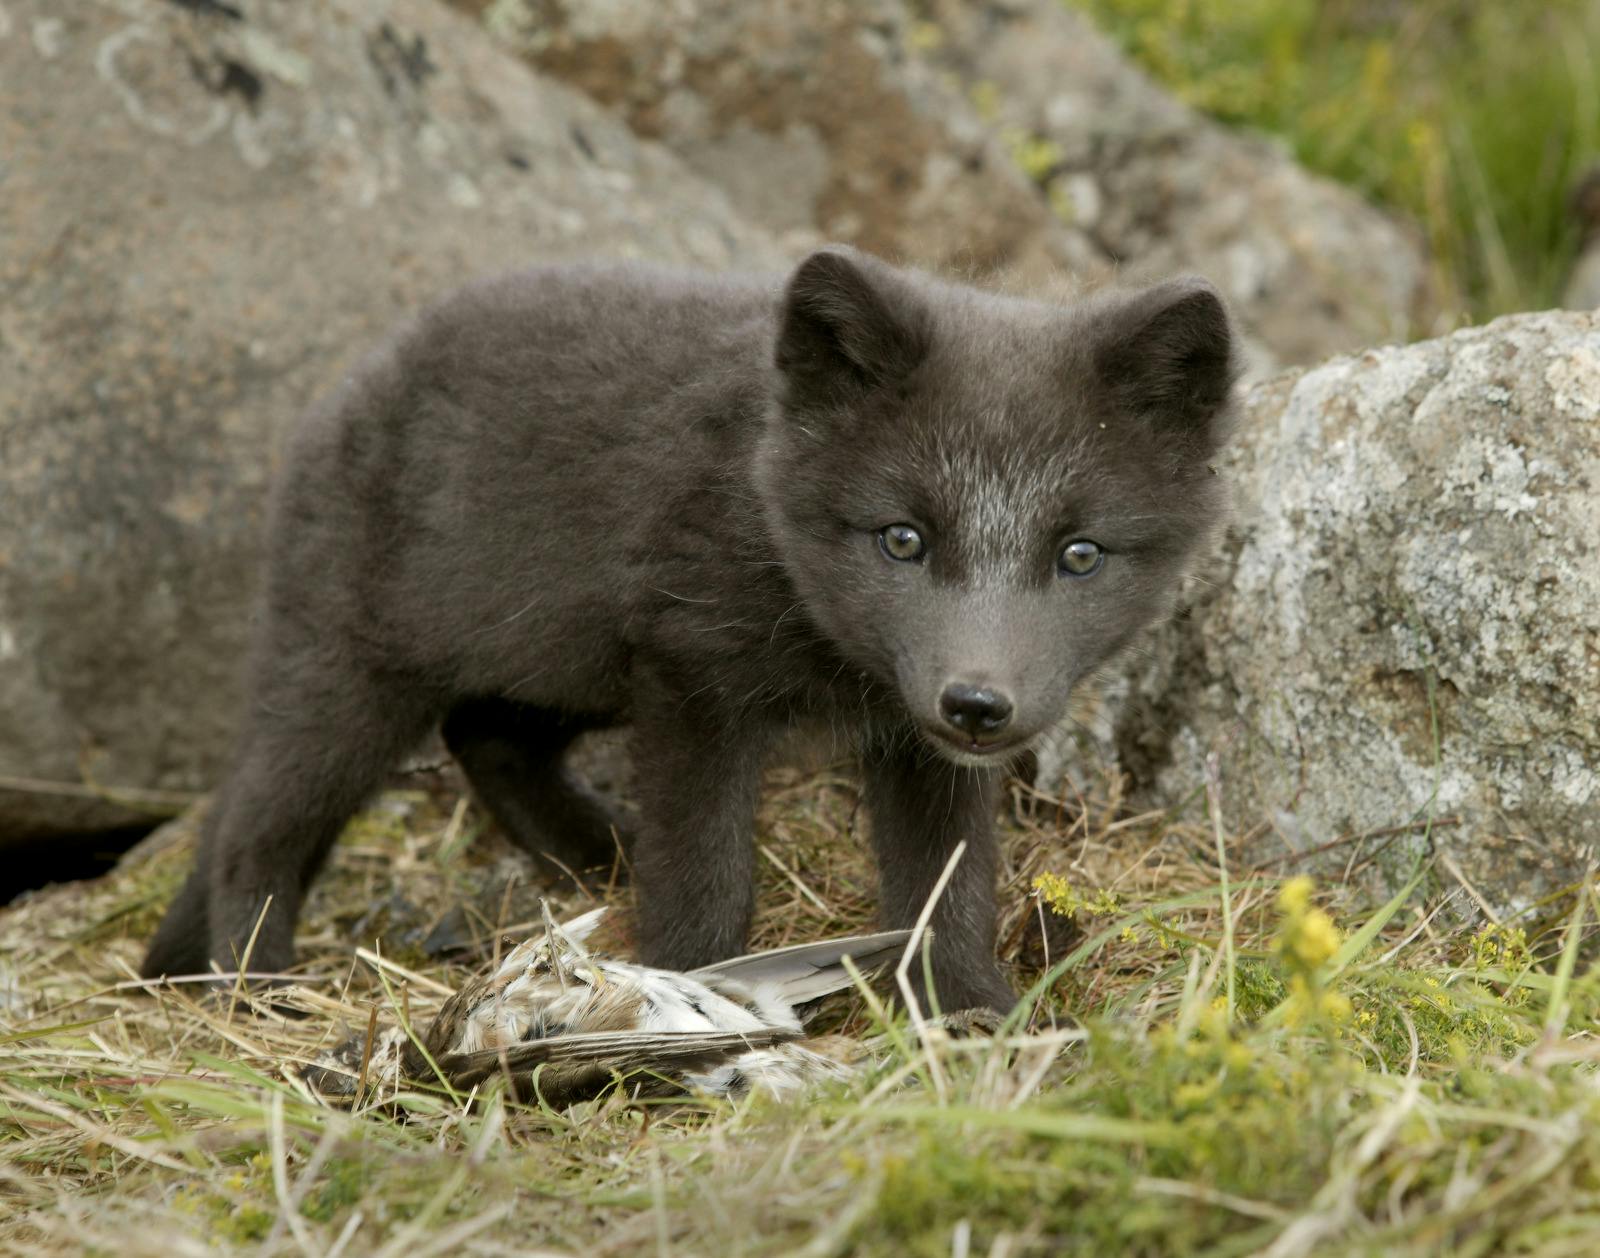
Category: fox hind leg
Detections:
[
  {"x1": 140, "y1": 853, "x2": 213, "y2": 979},
  {"x1": 143, "y1": 646, "x2": 439, "y2": 979},
  {"x1": 442, "y1": 697, "x2": 631, "y2": 883}
]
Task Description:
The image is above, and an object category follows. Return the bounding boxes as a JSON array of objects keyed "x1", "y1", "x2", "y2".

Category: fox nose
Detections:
[{"x1": 938, "y1": 683, "x2": 1014, "y2": 738}]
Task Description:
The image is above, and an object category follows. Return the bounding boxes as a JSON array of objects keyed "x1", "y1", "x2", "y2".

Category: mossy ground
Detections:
[{"x1": 5, "y1": 748, "x2": 1600, "y2": 1256}]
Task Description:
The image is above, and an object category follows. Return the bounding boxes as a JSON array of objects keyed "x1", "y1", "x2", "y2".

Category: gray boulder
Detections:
[
  {"x1": 448, "y1": 0, "x2": 1104, "y2": 284},
  {"x1": 460, "y1": 0, "x2": 1439, "y2": 372},
  {"x1": 914, "y1": 0, "x2": 1439, "y2": 371},
  {"x1": 0, "y1": 0, "x2": 783, "y2": 841},
  {"x1": 1118, "y1": 312, "x2": 1600, "y2": 906}
]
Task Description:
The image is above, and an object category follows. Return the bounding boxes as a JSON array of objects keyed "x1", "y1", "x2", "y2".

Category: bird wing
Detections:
[
  {"x1": 432, "y1": 1027, "x2": 799, "y2": 1102},
  {"x1": 693, "y1": 929, "x2": 920, "y2": 1005}
]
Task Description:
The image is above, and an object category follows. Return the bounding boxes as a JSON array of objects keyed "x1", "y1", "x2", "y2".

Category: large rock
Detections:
[
  {"x1": 450, "y1": 0, "x2": 1102, "y2": 285},
  {"x1": 914, "y1": 0, "x2": 1439, "y2": 371},
  {"x1": 0, "y1": 0, "x2": 784, "y2": 842},
  {"x1": 456, "y1": 0, "x2": 1438, "y2": 372},
  {"x1": 1118, "y1": 312, "x2": 1600, "y2": 905}
]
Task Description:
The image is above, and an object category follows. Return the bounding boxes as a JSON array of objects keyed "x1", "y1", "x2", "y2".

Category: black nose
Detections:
[{"x1": 939, "y1": 683, "x2": 1014, "y2": 737}]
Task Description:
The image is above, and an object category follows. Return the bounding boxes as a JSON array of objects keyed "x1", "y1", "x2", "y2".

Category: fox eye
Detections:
[
  {"x1": 878, "y1": 524, "x2": 925, "y2": 563},
  {"x1": 1058, "y1": 539, "x2": 1104, "y2": 578}
]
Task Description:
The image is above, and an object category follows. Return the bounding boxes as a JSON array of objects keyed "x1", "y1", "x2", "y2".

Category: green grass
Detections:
[
  {"x1": 1068, "y1": 0, "x2": 1600, "y2": 321},
  {"x1": 5, "y1": 767, "x2": 1600, "y2": 1255}
]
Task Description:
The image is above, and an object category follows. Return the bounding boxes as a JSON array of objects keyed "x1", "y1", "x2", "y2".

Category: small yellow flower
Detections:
[
  {"x1": 1471, "y1": 923, "x2": 1531, "y2": 974},
  {"x1": 1278, "y1": 875, "x2": 1314, "y2": 916},
  {"x1": 1290, "y1": 908, "x2": 1342, "y2": 968},
  {"x1": 1032, "y1": 871, "x2": 1079, "y2": 918},
  {"x1": 1274, "y1": 877, "x2": 1349, "y2": 1026},
  {"x1": 1197, "y1": 998, "x2": 1229, "y2": 1039}
]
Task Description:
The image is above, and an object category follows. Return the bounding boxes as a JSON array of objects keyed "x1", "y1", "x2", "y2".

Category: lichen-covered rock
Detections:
[
  {"x1": 914, "y1": 0, "x2": 1439, "y2": 370},
  {"x1": 1118, "y1": 312, "x2": 1600, "y2": 906},
  {"x1": 449, "y1": 0, "x2": 1105, "y2": 282},
  {"x1": 0, "y1": 0, "x2": 783, "y2": 842}
]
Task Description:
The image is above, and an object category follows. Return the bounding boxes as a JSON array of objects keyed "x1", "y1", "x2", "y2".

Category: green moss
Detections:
[
  {"x1": 301, "y1": 1156, "x2": 371, "y2": 1223},
  {"x1": 844, "y1": 990, "x2": 1600, "y2": 1255},
  {"x1": 172, "y1": 1164, "x2": 277, "y2": 1246},
  {"x1": 865, "y1": 1140, "x2": 1045, "y2": 1255}
]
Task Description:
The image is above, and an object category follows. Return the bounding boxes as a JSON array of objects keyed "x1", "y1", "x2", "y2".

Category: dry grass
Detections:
[{"x1": 4, "y1": 750, "x2": 1600, "y2": 1256}]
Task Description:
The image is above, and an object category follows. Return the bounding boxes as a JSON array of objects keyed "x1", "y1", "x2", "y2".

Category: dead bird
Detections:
[{"x1": 307, "y1": 909, "x2": 915, "y2": 1105}]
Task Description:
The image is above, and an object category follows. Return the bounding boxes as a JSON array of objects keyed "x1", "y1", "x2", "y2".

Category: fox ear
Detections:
[
  {"x1": 775, "y1": 247, "x2": 930, "y2": 407},
  {"x1": 1092, "y1": 277, "x2": 1239, "y2": 445}
]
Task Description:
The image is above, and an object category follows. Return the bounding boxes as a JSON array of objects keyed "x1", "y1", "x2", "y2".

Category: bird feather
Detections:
[
  {"x1": 438, "y1": 1027, "x2": 797, "y2": 1094},
  {"x1": 694, "y1": 929, "x2": 917, "y2": 1005}
]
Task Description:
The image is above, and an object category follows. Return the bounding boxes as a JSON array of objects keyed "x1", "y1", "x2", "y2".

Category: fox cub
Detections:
[{"x1": 142, "y1": 247, "x2": 1237, "y2": 1013}]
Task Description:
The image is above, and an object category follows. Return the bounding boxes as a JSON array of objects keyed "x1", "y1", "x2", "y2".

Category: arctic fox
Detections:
[{"x1": 142, "y1": 247, "x2": 1237, "y2": 1014}]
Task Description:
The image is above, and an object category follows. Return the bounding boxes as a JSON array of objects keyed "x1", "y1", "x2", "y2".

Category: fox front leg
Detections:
[
  {"x1": 629, "y1": 677, "x2": 772, "y2": 970},
  {"x1": 862, "y1": 741, "x2": 1015, "y2": 1016}
]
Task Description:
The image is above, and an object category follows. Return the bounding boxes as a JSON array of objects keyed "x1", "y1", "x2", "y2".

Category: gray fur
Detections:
[{"x1": 141, "y1": 247, "x2": 1237, "y2": 1014}]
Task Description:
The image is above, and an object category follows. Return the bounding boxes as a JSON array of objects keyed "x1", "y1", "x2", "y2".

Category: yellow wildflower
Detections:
[
  {"x1": 1275, "y1": 878, "x2": 1350, "y2": 1028},
  {"x1": 1290, "y1": 908, "x2": 1342, "y2": 968},
  {"x1": 1278, "y1": 875, "x2": 1314, "y2": 916},
  {"x1": 1032, "y1": 871, "x2": 1079, "y2": 917}
]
